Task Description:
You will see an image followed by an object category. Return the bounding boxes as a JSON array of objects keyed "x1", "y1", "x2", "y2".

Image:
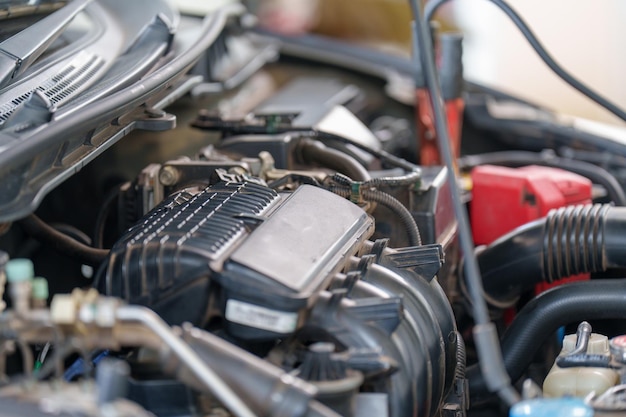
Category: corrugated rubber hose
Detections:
[{"x1": 475, "y1": 204, "x2": 626, "y2": 306}]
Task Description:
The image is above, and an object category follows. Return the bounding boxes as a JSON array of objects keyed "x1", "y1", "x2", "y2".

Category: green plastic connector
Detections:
[
  {"x1": 5, "y1": 259, "x2": 34, "y2": 283},
  {"x1": 32, "y1": 277, "x2": 49, "y2": 300},
  {"x1": 350, "y1": 182, "x2": 361, "y2": 204}
]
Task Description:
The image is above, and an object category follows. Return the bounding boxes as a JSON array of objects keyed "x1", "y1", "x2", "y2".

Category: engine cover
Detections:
[{"x1": 100, "y1": 178, "x2": 374, "y2": 336}]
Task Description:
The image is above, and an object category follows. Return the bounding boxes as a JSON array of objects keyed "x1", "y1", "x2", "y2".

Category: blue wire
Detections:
[{"x1": 63, "y1": 350, "x2": 109, "y2": 381}]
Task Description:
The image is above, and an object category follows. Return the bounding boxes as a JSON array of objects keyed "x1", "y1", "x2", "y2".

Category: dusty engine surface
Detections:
[{"x1": 2, "y1": 2, "x2": 626, "y2": 417}]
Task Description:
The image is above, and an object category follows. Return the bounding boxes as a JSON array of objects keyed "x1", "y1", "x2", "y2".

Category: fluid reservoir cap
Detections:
[
  {"x1": 510, "y1": 398, "x2": 592, "y2": 417},
  {"x1": 609, "y1": 335, "x2": 626, "y2": 363},
  {"x1": 6, "y1": 259, "x2": 34, "y2": 283},
  {"x1": 32, "y1": 278, "x2": 49, "y2": 300}
]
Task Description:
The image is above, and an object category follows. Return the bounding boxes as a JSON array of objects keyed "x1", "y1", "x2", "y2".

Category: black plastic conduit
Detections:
[
  {"x1": 476, "y1": 204, "x2": 626, "y2": 306},
  {"x1": 329, "y1": 173, "x2": 422, "y2": 246},
  {"x1": 468, "y1": 279, "x2": 626, "y2": 402}
]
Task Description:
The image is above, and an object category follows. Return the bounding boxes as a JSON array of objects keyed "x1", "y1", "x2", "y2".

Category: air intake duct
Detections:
[{"x1": 476, "y1": 204, "x2": 626, "y2": 306}]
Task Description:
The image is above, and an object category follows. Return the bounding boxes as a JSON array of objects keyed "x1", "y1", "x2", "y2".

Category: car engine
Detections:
[{"x1": 1, "y1": 1, "x2": 626, "y2": 417}]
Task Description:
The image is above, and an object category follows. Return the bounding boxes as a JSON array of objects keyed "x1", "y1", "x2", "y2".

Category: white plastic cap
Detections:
[{"x1": 5, "y1": 259, "x2": 34, "y2": 283}]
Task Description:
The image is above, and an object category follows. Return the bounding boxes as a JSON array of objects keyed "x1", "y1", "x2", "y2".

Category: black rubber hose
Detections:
[
  {"x1": 468, "y1": 280, "x2": 626, "y2": 402},
  {"x1": 476, "y1": 204, "x2": 626, "y2": 306},
  {"x1": 193, "y1": 120, "x2": 421, "y2": 173},
  {"x1": 297, "y1": 139, "x2": 371, "y2": 182},
  {"x1": 364, "y1": 188, "x2": 422, "y2": 246},
  {"x1": 18, "y1": 214, "x2": 109, "y2": 266},
  {"x1": 93, "y1": 183, "x2": 127, "y2": 249},
  {"x1": 459, "y1": 151, "x2": 626, "y2": 206}
]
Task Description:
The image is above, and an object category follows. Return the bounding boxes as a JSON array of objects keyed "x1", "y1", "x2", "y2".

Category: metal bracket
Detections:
[{"x1": 135, "y1": 108, "x2": 176, "y2": 131}]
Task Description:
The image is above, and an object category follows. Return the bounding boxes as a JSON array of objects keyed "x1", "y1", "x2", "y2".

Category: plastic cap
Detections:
[
  {"x1": 32, "y1": 278, "x2": 49, "y2": 300},
  {"x1": 610, "y1": 335, "x2": 626, "y2": 363},
  {"x1": 510, "y1": 398, "x2": 593, "y2": 417},
  {"x1": 5, "y1": 259, "x2": 34, "y2": 283}
]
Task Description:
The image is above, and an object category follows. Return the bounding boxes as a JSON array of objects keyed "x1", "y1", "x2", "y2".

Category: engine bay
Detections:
[{"x1": 1, "y1": 1, "x2": 626, "y2": 416}]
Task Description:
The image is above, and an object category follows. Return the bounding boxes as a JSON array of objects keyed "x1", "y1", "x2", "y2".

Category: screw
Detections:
[{"x1": 159, "y1": 166, "x2": 179, "y2": 186}]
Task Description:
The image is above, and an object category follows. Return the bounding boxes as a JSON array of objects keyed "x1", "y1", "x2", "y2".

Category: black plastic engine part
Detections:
[
  {"x1": 298, "y1": 343, "x2": 364, "y2": 417},
  {"x1": 467, "y1": 279, "x2": 626, "y2": 402},
  {"x1": 100, "y1": 179, "x2": 373, "y2": 338},
  {"x1": 127, "y1": 378, "x2": 203, "y2": 417},
  {"x1": 101, "y1": 176, "x2": 457, "y2": 416},
  {"x1": 216, "y1": 133, "x2": 298, "y2": 169},
  {"x1": 410, "y1": 166, "x2": 456, "y2": 246},
  {"x1": 409, "y1": 166, "x2": 459, "y2": 295},
  {"x1": 476, "y1": 204, "x2": 626, "y2": 305},
  {"x1": 100, "y1": 179, "x2": 280, "y2": 326},
  {"x1": 329, "y1": 258, "x2": 458, "y2": 417}
]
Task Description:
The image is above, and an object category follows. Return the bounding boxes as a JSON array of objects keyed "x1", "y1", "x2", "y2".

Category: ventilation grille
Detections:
[
  {"x1": 129, "y1": 181, "x2": 279, "y2": 256},
  {"x1": 0, "y1": 53, "x2": 103, "y2": 124},
  {"x1": 103, "y1": 180, "x2": 280, "y2": 307}
]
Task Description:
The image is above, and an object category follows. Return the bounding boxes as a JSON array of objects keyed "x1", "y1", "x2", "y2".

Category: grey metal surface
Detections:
[
  {"x1": 253, "y1": 77, "x2": 360, "y2": 127},
  {"x1": 229, "y1": 184, "x2": 373, "y2": 292}
]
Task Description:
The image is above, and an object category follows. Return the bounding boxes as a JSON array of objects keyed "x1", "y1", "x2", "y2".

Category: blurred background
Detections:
[{"x1": 242, "y1": 0, "x2": 626, "y2": 126}]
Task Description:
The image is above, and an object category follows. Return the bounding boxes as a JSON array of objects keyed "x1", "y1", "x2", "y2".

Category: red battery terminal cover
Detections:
[{"x1": 470, "y1": 165, "x2": 593, "y2": 295}]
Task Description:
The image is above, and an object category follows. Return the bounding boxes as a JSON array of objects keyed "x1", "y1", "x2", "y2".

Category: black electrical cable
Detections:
[
  {"x1": 93, "y1": 183, "x2": 127, "y2": 249},
  {"x1": 459, "y1": 151, "x2": 626, "y2": 206},
  {"x1": 425, "y1": 0, "x2": 626, "y2": 124},
  {"x1": 408, "y1": 0, "x2": 520, "y2": 406},
  {"x1": 18, "y1": 214, "x2": 109, "y2": 266}
]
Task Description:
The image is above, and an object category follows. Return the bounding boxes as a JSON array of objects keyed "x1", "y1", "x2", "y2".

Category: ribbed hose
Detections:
[
  {"x1": 543, "y1": 204, "x2": 607, "y2": 279},
  {"x1": 362, "y1": 188, "x2": 422, "y2": 246},
  {"x1": 455, "y1": 331, "x2": 466, "y2": 380},
  {"x1": 331, "y1": 170, "x2": 420, "y2": 189},
  {"x1": 468, "y1": 280, "x2": 626, "y2": 402},
  {"x1": 361, "y1": 170, "x2": 421, "y2": 188},
  {"x1": 478, "y1": 204, "x2": 626, "y2": 305},
  {"x1": 330, "y1": 185, "x2": 422, "y2": 246}
]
